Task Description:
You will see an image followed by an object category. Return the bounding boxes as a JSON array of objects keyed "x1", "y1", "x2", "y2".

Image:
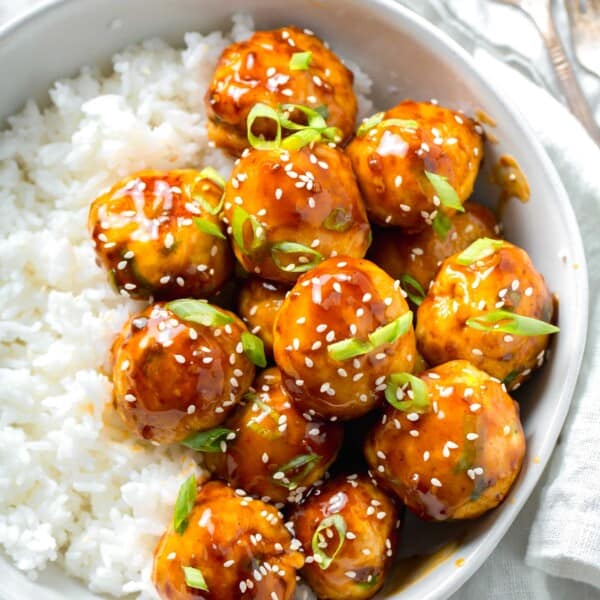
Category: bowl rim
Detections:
[{"x1": 0, "y1": 0, "x2": 589, "y2": 599}]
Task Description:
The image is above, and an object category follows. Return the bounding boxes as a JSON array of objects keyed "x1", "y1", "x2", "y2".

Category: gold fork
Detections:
[
  {"x1": 566, "y1": 0, "x2": 600, "y2": 78},
  {"x1": 495, "y1": 0, "x2": 600, "y2": 144}
]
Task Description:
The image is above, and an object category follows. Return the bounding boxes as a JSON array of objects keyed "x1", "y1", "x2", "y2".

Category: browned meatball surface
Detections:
[
  {"x1": 206, "y1": 26, "x2": 357, "y2": 155},
  {"x1": 112, "y1": 301, "x2": 255, "y2": 444},
  {"x1": 291, "y1": 475, "x2": 398, "y2": 599},
  {"x1": 222, "y1": 144, "x2": 371, "y2": 284},
  {"x1": 369, "y1": 202, "x2": 500, "y2": 298},
  {"x1": 273, "y1": 257, "x2": 416, "y2": 420},
  {"x1": 347, "y1": 101, "x2": 483, "y2": 232},
  {"x1": 364, "y1": 360, "x2": 526, "y2": 521},
  {"x1": 205, "y1": 367, "x2": 343, "y2": 504},
  {"x1": 416, "y1": 240, "x2": 556, "y2": 389},
  {"x1": 238, "y1": 278, "x2": 289, "y2": 356},
  {"x1": 153, "y1": 480, "x2": 303, "y2": 599},
  {"x1": 89, "y1": 169, "x2": 232, "y2": 300}
]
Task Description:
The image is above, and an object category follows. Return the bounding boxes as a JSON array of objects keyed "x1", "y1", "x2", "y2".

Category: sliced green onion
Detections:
[
  {"x1": 167, "y1": 299, "x2": 234, "y2": 327},
  {"x1": 368, "y1": 312, "x2": 413, "y2": 347},
  {"x1": 328, "y1": 313, "x2": 413, "y2": 361},
  {"x1": 281, "y1": 128, "x2": 322, "y2": 151},
  {"x1": 188, "y1": 172, "x2": 225, "y2": 215},
  {"x1": 280, "y1": 103, "x2": 327, "y2": 130},
  {"x1": 181, "y1": 428, "x2": 233, "y2": 452},
  {"x1": 356, "y1": 112, "x2": 418, "y2": 136},
  {"x1": 247, "y1": 102, "x2": 282, "y2": 150},
  {"x1": 400, "y1": 274, "x2": 425, "y2": 306},
  {"x1": 502, "y1": 369, "x2": 520, "y2": 387},
  {"x1": 327, "y1": 337, "x2": 373, "y2": 361},
  {"x1": 273, "y1": 453, "x2": 320, "y2": 489},
  {"x1": 173, "y1": 474, "x2": 197, "y2": 535},
  {"x1": 312, "y1": 514, "x2": 347, "y2": 570},
  {"x1": 289, "y1": 51, "x2": 312, "y2": 70},
  {"x1": 357, "y1": 112, "x2": 384, "y2": 136},
  {"x1": 242, "y1": 331, "x2": 267, "y2": 367},
  {"x1": 198, "y1": 166, "x2": 225, "y2": 189},
  {"x1": 385, "y1": 372, "x2": 429, "y2": 413},
  {"x1": 466, "y1": 310, "x2": 559, "y2": 336},
  {"x1": 193, "y1": 217, "x2": 226, "y2": 239},
  {"x1": 315, "y1": 104, "x2": 329, "y2": 119},
  {"x1": 380, "y1": 118, "x2": 418, "y2": 129},
  {"x1": 432, "y1": 210, "x2": 452, "y2": 240},
  {"x1": 231, "y1": 206, "x2": 266, "y2": 255},
  {"x1": 271, "y1": 241, "x2": 324, "y2": 273},
  {"x1": 322, "y1": 207, "x2": 353, "y2": 232},
  {"x1": 456, "y1": 238, "x2": 504, "y2": 265},
  {"x1": 424, "y1": 171, "x2": 464, "y2": 212},
  {"x1": 246, "y1": 393, "x2": 282, "y2": 440},
  {"x1": 182, "y1": 566, "x2": 208, "y2": 591}
]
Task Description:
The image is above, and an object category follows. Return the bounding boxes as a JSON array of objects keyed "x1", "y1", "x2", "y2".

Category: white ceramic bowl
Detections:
[{"x1": 0, "y1": 1, "x2": 588, "y2": 599}]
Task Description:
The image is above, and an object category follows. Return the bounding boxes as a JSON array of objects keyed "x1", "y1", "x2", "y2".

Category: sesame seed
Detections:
[{"x1": 431, "y1": 478, "x2": 442, "y2": 487}]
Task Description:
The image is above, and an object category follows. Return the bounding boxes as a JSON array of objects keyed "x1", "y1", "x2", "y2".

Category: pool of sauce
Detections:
[{"x1": 491, "y1": 154, "x2": 530, "y2": 219}]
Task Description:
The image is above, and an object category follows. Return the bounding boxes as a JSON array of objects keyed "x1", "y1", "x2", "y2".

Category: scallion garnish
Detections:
[
  {"x1": 247, "y1": 103, "x2": 282, "y2": 150},
  {"x1": 432, "y1": 210, "x2": 452, "y2": 240},
  {"x1": 456, "y1": 238, "x2": 504, "y2": 265},
  {"x1": 242, "y1": 331, "x2": 267, "y2": 367},
  {"x1": 424, "y1": 171, "x2": 464, "y2": 212},
  {"x1": 315, "y1": 104, "x2": 329, "y2": 119},
  {"x1": 167, "y1": 299, "x2": 234, "y2": 327},
  {"x1": 198, "y1": 166, "x2": 226, "y2": 189},
  {"x1": 368, "y1": 312, "x2": 413, "y2": 347},
  {"x1": 231, "y1": 206, "x2": 267, "y2": 255},
  {"x1": 356, "y1": 112, "x2": 418, "y2": 136},
  {"x1": 466, "y1": 309, "x2": 559, "y2": 336},
  {"x1": 181, "y1": 428, "x2": 233, "y2": 452},
  {"x1": 279, "y1": 103, "x2": 327, "y2": 130},
  {"x1": 188, "y1": 169, "x2": 225, "y2": 215},
  {"x1": 289, "y1": 51, "x2": 312, "y2": 70},
  {"x1": 182, "y1": 566, "x2": 209, "y2": 591},
  {"x1": 273, "y1": 453, "x2": 320, "y2": 489},
  {"x1": 311, "y1": 514, "x2": 347, "y2": 570},
  {"x1": 173, "y1": 474, "x2": 197, "y2": 535},
  {"x1": 400, "y1": 274, "x2": 425, "y2": 306},
  {"x1": 193, "y1": 217, "x2": 226, "y2": 239},
  {"x1": 271, "y1": 241, "x2": 324, "y2": 272},
  {"x1": 327, "y1": 312, "x2": 413, "y2": 361},
  {"x1": 385, "y1": 372, "x2": 429, "y2": 413},
  {"x1": 245, "y1": 102, "x2": 341, "y2": 151},
  {"x1": 246, "y1": 393, "x2": 282, "y2": 440},
  {"x1": 281, "y1": 127, "x2": 323, "y2": 150},
  {"x1": 322, "y1": 207, "x2": 353, "y2": 232},
  {"x1": 326, "y1": 337, "x2": 373, "y2": 361}
]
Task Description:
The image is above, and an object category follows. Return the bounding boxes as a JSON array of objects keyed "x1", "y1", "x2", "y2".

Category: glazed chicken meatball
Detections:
[
  {"x1": 205, "y1": 368, "x2": 343, "y2": 504},
  {"x1": 238, "y1": 278, "x2": 289, "y2": 356},
  {"x1": 291, "y1": 475, "x2": 398, "y2": 599},
  {"x1": 112, "y1": 301, "x2": 255, "y2": 444},
  {"x1": 206, "y1": 26, "x2": 357, "y2": 155},
  {"x1": 416, "y1": 239, "x2": 557, "y2": 389},
  {"x1": 273, "y1": 257, "x2": 416, "y2": 420},
  {"x1": 153, "y1": 480, "x2": 303, "y2": 599},
  {"x1": 222, "y1": 144, "x2": 371, "y2": 284},
  {"x1": 369, "y1": 202, "x2": 500, "y2": 300},
  {"x1": 89, "y1": 169, "x2": 232, "y2": 300},
  {"x1": 347, "y1": 101, "x2": 483, "y2": 232},
  {"x1": 365, "y1": 360, "x2": 526, "y2": 520}
]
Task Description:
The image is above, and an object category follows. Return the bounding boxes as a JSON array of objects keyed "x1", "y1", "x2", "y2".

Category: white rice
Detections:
[{"x1": 0, "y1": 14, "x2": 373, "y2": 599}]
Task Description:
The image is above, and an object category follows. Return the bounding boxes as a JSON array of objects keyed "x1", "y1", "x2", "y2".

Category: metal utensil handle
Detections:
[{"x1": 532, "y1": 7, "x2": 600, "y2": 145}]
